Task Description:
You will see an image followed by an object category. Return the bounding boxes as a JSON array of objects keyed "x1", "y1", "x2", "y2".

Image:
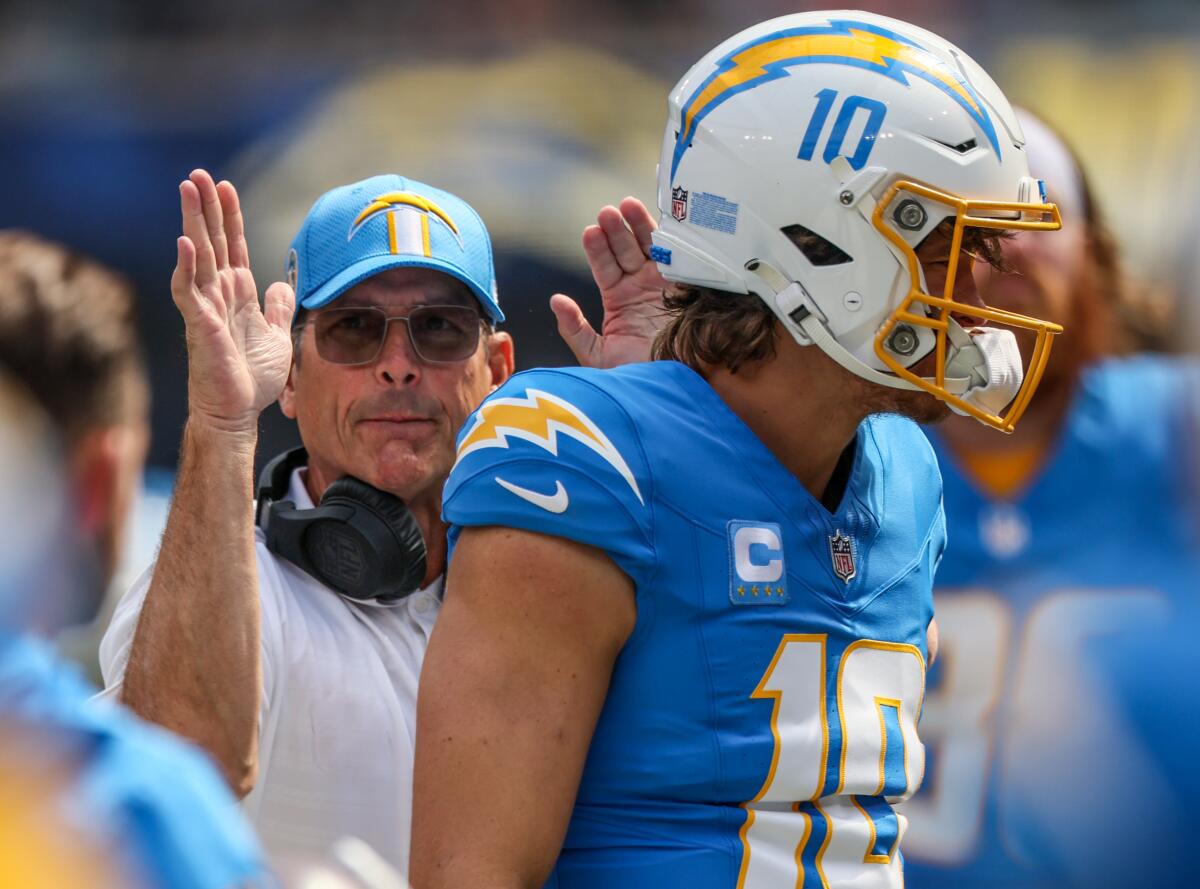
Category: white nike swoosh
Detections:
[{"x1": 494, "y1": 476, "x2": 569, "y2": 514}]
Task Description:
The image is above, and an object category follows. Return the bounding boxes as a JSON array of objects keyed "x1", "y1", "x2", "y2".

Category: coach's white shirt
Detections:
[{"x1": 98, "y1": 468, "x2": 440, "y2": 873}]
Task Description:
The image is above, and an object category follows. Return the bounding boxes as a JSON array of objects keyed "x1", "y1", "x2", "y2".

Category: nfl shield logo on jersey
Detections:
[
  {"x1": 671, "y1": 186, "x2": 688, "y2": 221},
  {"x1": 828, "y1": 529, "x2": 856, "y2": 583}
]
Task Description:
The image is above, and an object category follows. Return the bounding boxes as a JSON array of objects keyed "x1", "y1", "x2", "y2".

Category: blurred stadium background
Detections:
[{"x1": 2, "y1": 0, "x2": 1198, "y2": 674}]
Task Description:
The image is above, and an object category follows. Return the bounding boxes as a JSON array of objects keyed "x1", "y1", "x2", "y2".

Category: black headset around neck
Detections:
[{"x1": 254, "y1": 448, "x2": 427, "y2": 602}]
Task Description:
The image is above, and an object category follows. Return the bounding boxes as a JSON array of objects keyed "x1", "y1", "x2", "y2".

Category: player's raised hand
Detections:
[
  {"x1": 551, "y1": 197, "x2": 671, "y2": 369},
  {"x1": 171, "y1": 169, "x2": 295, "y2": 434}
]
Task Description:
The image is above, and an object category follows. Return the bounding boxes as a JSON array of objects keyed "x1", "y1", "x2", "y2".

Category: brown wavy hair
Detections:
[{"x1": 652, "y1": 285, "x2": 779, "y2": 373}]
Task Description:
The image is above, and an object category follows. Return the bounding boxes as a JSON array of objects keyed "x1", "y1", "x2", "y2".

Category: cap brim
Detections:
[{"x1": 299, "y1": 254, "x2": 504, "y2": 323}]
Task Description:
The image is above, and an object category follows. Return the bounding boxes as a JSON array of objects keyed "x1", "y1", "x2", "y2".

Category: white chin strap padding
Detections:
[{"x1": 946, "y1": 327, "x2": 1025, "y2": 417}]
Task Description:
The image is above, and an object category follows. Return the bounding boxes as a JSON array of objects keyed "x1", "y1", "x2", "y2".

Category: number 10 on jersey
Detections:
[{"x1": 737, "y1": 635, "x2": 926, "y2": 889}]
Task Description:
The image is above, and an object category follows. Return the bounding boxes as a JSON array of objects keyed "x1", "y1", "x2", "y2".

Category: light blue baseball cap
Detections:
[{"x1": 285, "y1": 174, "x2": 503, "y2": 323}]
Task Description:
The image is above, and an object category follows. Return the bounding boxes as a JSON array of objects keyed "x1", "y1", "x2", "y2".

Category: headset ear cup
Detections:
[{"x1": 309, "y1": 477, "x2": 428, "y2": 601}]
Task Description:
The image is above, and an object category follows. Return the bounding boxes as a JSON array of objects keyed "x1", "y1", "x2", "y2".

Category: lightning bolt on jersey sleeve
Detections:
[{"x1": 444, "y1": 368, "x2": 657, "y2": 589}]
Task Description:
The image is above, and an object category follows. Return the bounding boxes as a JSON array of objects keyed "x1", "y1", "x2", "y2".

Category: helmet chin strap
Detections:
[{"x1": 747, "y1": 263, "x2": 977, "y2": 396}]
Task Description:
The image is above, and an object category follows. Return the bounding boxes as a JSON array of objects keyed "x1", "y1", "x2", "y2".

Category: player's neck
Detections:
[{"x1": 703, "y1": 341, "x2": 866, "y2": 505}]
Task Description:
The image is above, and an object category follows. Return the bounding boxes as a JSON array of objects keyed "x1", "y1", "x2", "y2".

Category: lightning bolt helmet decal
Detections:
[{"x1": 671, "y1": 18, "x2": 1001, "y2": 182}]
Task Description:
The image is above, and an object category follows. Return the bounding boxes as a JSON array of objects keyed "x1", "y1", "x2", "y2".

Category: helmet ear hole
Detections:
[{"x1": 781, "y1": 224, "x2": 852, "y2": 267}]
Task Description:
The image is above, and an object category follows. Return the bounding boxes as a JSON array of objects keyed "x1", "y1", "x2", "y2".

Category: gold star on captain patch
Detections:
[
  {"x1": 751, "y1": 585, "x2": 760, "y2": 596},
  {"x1": 737, "y1": 586, "x2": 746, "y2": 596},
  {"x1": 776, "y1": 586, "x2": 784, "y2": 595},
  {"x1": 765, "y1": 587, "x2": 773, "y2": 597}
]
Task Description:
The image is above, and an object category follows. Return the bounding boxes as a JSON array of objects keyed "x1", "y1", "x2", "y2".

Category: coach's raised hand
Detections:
[
  {"x1": 172, "y1": 169, "x2": 294, "y2": 434},
  {"x1": 120, "y1": 169, "x2": 283, "y2": 796},
  {"x1": 551, "y1": 196, "x2": 670, "y2": 368}
]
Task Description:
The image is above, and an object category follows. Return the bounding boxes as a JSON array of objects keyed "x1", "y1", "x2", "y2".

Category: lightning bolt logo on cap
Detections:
[
  {"x1": 456, "y1": 389, "x2": 644, "y2": 504},
  {"x1": 348, "y1": 191, "x2": 463, "y2": 258},
  {"x1": 671, "y1": 18, "x2": 1000, "y2": 182}
]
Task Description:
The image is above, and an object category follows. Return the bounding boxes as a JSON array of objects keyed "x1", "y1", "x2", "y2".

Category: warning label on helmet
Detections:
[{"x1": 691, "y1": 192, "x2": 738, "y2": 235}]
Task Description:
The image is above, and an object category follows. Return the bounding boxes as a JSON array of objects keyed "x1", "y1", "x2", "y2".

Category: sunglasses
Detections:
[{"x1": 304, "y1": 304, "x2": 485, "y2": 365}]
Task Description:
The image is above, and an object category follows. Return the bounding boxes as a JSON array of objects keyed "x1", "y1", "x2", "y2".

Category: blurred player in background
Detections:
[
  {"x1": 0, "y1": 380, "x2": 127, "y2": 889},
  {"x1": 413, "y1": 12, "x2": 1067, "y2": 888},
  {"x1": 97, "y1": 168, "x2": 656, "y2": 874},
  {"x1": 900, "y1": 108, "x2": 1200, "y2": 888},
  {"x1": 0, "y1": 232, "x2": 150, "y2": 611},
  {"x1": 0, "y1": 233, "x2": 266, "y2": 887}
]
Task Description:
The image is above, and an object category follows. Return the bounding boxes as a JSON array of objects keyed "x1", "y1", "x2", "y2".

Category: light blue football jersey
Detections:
[
  {"x1": 443, "y1": 360, "x2": 944, "y2": 889},
  {"x1": 902, "y1": 356, "x2": 1200, "y2": 888}
]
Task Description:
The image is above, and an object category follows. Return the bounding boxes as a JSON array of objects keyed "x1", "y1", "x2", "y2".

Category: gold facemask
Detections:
[{"x1": 872, "y1": 180, "x2": 1064, "y2": 433}]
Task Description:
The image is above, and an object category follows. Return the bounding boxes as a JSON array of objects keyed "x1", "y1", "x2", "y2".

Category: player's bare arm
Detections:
[
  {"x1": 551, "y1": 197, "x2": 669, "y2": 368},
  {"x1": 411, "y1": 526, "x2": 636, "y2": 889},
  {"x1": 121, "y1": 168, "x2": 294, "y2": 796}
]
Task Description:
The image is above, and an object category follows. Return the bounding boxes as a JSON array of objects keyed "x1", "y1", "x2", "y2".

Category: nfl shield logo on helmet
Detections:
[
  {"x1": 828, "y1": 529, "x2": 856, "y2": 583},
  {"x1": 671, "y1": 186, "x2": 688, "y2": 221}
]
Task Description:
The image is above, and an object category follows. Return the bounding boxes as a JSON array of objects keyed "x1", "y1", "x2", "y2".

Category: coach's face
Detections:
[{"x1": 279, "y1": 267, "x2": 513, "y2": 507}]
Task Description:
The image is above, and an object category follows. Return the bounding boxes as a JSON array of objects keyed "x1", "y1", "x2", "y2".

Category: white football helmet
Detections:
[{"x1": 651, "y1": 10, "x2": 1063, "y2": 432}]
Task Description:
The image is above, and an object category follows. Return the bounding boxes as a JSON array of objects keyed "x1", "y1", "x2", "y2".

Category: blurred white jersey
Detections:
[{"x1": 98, "y1": 468, "x2": 440, "y2": 874}]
